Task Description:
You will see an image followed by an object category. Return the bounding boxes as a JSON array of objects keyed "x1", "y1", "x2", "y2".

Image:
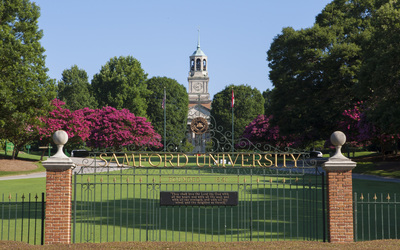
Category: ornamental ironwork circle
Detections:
[{"x1": 190, "y1": 117, "x2": 208, "y2": 135}]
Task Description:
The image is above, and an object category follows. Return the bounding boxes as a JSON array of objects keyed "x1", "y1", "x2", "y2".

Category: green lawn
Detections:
[
  {"x1": 0, "y1": 178, "x2": 46, "y2": 245},
  {"x1": 349, "y1": 151, "x2": 380, "y2": 158},
  {"x1": 0, "y1": 150, "x2": 47, "y2": 161},
  {"x1": 0, "y1": 178, "x2": 45, "y2": 195},
  {"x1": 1, "y1": 150, "x2": 400, "y2": 244},
  {"x1": 1, "y1": 173, "x2": 399, "y2": 244},
  {"x1": 0, "y1": 176, "x2": 396, "y2": 202},
  {"x1": 1, "y1": 168, "x2": 326, "y2": 243},
  {"x1": 353, "y1": 179, "x2": 400, "y2": 241},
  {"x1": 72, "y1": 168, "x2": 325, "y2": 243},
  {"x1": 353, "y1": 162, "x2": 400, "y2": 178}
]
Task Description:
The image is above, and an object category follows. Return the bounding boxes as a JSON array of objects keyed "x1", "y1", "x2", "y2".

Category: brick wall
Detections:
[
  {"x1": 44, "y1": 168, "x2": 72, "y2": 244},
  {"x1": 326, "y1": 170, "x2": 354, "y2": 243}
]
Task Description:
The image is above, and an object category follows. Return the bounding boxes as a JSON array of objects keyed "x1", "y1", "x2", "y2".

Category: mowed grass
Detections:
[
  {"x1": 1, "y1": 151, "x2": 400, "y2": 244},
  {"x1": 1, "y1": 168, "x2": 326, "y2": 243},
  {"x1": 353, "y1": 162, "x2": 400, "y2": 178},
  {"x1": 0, "y1": 178, "x2": 45, "y2": 195},
  {"x1": 72, "y1": 168, "x2": 325, "y2": 243},
  {"x1": 0, "y1": 150, "x2": 47, "y2": 162}
]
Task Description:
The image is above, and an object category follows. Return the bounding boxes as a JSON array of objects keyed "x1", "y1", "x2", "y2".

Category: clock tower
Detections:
[
  {"x1": 188, "y1": 33, "x2": 211, "y2": 103},
  {"x1": 187, "y1": 32, "x2": 211, "y2": 153}
]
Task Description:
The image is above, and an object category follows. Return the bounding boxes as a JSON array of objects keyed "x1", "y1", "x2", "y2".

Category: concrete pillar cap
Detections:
[
  {"x1": 323, "y1": 131, "x2": 356, "y2": 171},
  {"x1": 42, "y1": 130, "x2": 75, "y2": 171}
]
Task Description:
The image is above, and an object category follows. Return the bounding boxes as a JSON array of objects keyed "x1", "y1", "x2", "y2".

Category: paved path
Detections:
[
  {"x1": 352, "y1": 173, "x2": 400, "y2": 183},
  {"x1": 0, "y1": 172, "x2": 46, "y2": 180},
  {"x1": 1, "y1": 158, "x2": 400, "y2": 183}
]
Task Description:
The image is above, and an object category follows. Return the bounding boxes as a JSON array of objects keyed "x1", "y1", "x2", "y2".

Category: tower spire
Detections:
[{"x1": 197, "y1": 27, "x2": 201, "y2": 49}]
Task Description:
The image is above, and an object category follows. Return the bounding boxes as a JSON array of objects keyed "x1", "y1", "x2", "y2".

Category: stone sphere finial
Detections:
[
  {"x1": 52, "y1": 130, "x2": 68, "y2": 158},
  {"x1": 330, "y1": 131, "x2": 346, "y2": 146},
  {"x1": 53, "y1": 130, "x2": 68, "y2": 145},
  {"x1": 330, "y1": 131, "x2": 347, "y2": 160}
]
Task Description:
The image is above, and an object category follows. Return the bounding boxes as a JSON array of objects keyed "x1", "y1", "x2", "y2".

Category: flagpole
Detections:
[
  {"x1": 163, "y1": 87, "x2": 166, "y2": 152},
  {"x1": 231, "y1": 87, "x2": 234, "y2": 154}
]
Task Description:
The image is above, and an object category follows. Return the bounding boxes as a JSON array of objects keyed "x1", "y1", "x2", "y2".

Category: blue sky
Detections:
[{"x1": 34, "y1": 0, "x2": 332, "y2": 98}]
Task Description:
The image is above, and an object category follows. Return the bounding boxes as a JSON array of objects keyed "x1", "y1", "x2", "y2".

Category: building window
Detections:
[
  {"x1": 203, "y1": 59, "x2": 207, "y2": 71},
  {"x1": 196, "y1": 59, "x2": 201, "y2": 71},
  {"x1": 190, "y1": 59, "x2": 194, "y2": 71}
]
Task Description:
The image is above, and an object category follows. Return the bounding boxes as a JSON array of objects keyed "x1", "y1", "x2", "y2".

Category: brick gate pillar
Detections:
[
  {"x1": 42, "y1": 130, "x2": 75, "y2": 244},
  {"x1": 323, "y1": 131, "x2": 356, "y2": 243}
]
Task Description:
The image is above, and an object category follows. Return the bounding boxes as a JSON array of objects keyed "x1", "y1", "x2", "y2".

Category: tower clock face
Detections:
[{"x1": 193, "y1": 82, "x2": 203, "y2": 92}]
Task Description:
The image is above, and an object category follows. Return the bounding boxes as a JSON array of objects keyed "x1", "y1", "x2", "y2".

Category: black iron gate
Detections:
[
  {"x1": 72, "y1": 154, "x2": 326, "y2": 243},
  {"x1": 0, "y1": 192, "x2": 45, "y2": 245}
]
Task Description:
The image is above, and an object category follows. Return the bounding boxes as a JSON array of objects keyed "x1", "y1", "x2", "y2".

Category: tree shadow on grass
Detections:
[{"x1": 72, "y1": 181, "x2": 326, "y2": 243}]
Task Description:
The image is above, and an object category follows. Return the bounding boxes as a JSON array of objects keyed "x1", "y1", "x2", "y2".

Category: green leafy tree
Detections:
[
  {"x1": 358, "y1": 1, "x2": 400, "y2": 135},
  {"x1": 211, "y1": 85, "x2": 264, "y2": 150},
  {"x1": 91, "y1": 56, "x2": 150, "y2": 116},
  {"x1": 0, "y1": 0, "x2": 56, "y2": 159},
  {"x1": 262, "y1": 88, "x2": 273, "y2": 114},
  {"x1": 268, "y1": 26, "x2": 343, "y2": 144},
  {"x1": 146, "y1": 77, "x2": 189, "y2": 150},
  {"x1": 57, "y1": 65, "x2": 97, "y2": 110},
  {"x1": 266, "y1": 0, "x2": 387, "y2": 145}
]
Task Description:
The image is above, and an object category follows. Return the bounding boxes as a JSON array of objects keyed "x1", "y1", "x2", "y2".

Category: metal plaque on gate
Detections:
[{"x1": 160, "y1": 191, "x2": 238, "y2": 206}]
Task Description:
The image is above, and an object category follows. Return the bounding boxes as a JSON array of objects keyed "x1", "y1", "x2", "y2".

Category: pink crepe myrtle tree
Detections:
[
  {"x1": 241, "y1": 115, "x2": 294, "y2": 150},
  {"x1": 38, "y1": 99, "x2": 162, "y2": 151},
  {"x1": 83, "y1": 106, "x2": 162, "y2": 150},
  {"x1": 339, "y1": 102, "x2": 400, "y2": 157},
  {"x1": 338, "y1": 102, "x2": 370, "y2": 147},
  {"x1": 37, "y1": 99, "x2": 91, "y2": 148}
]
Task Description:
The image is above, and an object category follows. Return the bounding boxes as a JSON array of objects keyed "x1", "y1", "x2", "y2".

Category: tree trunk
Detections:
[
  {"x1": 40, "y1": 150, "x2": 45, "y2": 161},
  {"x1": 12, "y1": 147, "x2": 19, "y2": 160},
  {"x1": 380, "y1": 139, "x2": 386, "y2": 161}
]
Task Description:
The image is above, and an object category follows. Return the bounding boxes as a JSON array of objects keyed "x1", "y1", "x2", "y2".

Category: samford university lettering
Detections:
[{"x1": 98, "y1": 152, "x2": 303, "y2": 168}]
